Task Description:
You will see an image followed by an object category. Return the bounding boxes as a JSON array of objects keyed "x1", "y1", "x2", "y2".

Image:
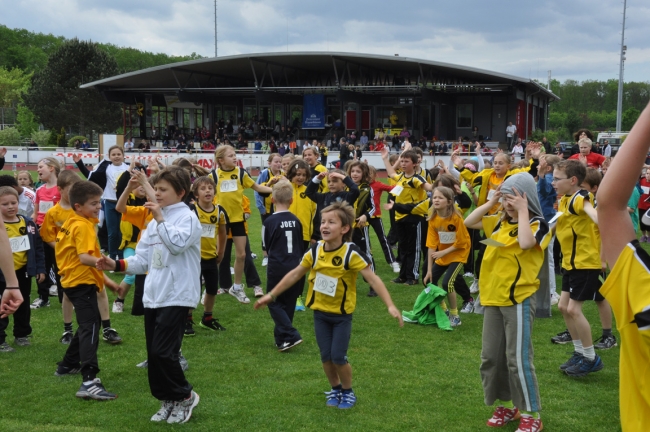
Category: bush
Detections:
[
  {"x1": 67, "y1": 135, "x2": 87, "y2": 148},
  {"x1": 0, "y1": 127, "x2": 23, "y2": 147},
  {"x1": 31, "y1": 129, "x2": 51, "y2": 146}
]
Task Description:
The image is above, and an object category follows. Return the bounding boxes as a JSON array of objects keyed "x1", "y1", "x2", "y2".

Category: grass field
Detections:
[{"x1": 0, "y1": 178, "x2": 629, "y2": 431}]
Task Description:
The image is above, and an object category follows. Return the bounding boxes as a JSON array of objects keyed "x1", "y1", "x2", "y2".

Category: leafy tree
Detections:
[
  {"x1": 564, "y1": 110, "x2": 582, "y2": 136},
  {"x1": 16, "y1": 104, "x2": 39, "y2": 136},
  {"x1": 622, "y1": 107, "x2": 640, "y2": 131},
  {"x1": 30, "y1": 129, "x2": 51, "y2": 146},
  {"x1": 0, "y1": 67, "x2": 32, "y2": 107},
  {"x1": 24, "y1": 38, "x2": 121, "y2": 135},
  {"x1": 0, "y1": 126, "x2": 22, "y2": 146}
]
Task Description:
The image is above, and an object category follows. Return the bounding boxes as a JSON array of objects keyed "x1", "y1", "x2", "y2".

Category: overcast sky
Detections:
[{"x1": 2, "y1": 0, "x2": 649, "y2": 83}]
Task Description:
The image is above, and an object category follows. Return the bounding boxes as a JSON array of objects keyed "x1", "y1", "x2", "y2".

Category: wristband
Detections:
[
  {"x1": 4, "y1": 286, "x2": 19, "y2": 290},
  {"x1": 114, "y1": 259, "x2": 125, "y2": 272},
  {"x1": 269, "y1": 293, "x2": 277, "y2": 302}
]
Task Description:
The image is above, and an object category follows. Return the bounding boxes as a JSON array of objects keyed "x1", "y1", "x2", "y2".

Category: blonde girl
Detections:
[
  {"x1": 212, "y1": 145, "x2": 274, "y2": 304},
  {"x1": 17, "y1": 170, "x2": 34, "y2": 190},
  {"x1": 31, "y1": 157, "x2": 62, "y2": 308},
  {"x1": 422, "y1": 186, "x2": 471, "y2": 326},
  {"x1": 281, "y1": 153, "x2": 295, "y2": 172},
  {"x1": 302, "y1": 147, "x2": 329, "y2": 193}
]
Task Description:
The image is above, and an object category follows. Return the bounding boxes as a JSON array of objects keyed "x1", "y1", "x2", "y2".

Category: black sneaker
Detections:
[
  {"x1": 565, "y1": 355, "x2": 604, "y2": 377},
  {"x1": 551, "y1": 329, "x2": 572, "y2": 344},
  {"x1": 199, "y1": 318, "x2": 226, "y2": 331},
  {"x1": 404, "y1": 279, "x2": 418, "y2": 286},
  {"x1": 54, "y1": 361, "x2": 81, "y2": 376},
  {"x1": 594, "y1": 334, "x2": 617, "y2": 350},
  {"x1": 75, "y1": 378, "x2": 117, "y2": 400},
  {"x1": 391, "y1": 277, "x2": 406, "y2": 284},
  {"x1": 559, "y1": 352, "x2": 584, "y2": 371},
  {"x1": 102, "y1": 328, "x2": 123, "y2": 344},
  {"x1": 367, "y1": 288, "x2": 378, "y2": 297},
  {"x1": 60, "y1": 331, "x2": 73, "y2": 345},
  {"x1": 278, "y1": 339, "x2": 303, "y2": 352},
  {"x1": 184, "y1": 320, "x2": 196, "y2": 337}
]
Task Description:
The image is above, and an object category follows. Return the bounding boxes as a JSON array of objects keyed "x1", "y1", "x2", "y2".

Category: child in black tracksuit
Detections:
[
  {"x1": 0, "y1": 186, "x2": 45, "y2": 351},
  {"x1": 305, "y1": 169, "x2": 360, "y2": 221}
]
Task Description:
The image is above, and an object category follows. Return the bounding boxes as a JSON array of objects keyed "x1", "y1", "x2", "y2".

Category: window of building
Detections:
[{"x1": 456, "y1": 104, "x2": 472, "y2": 128}]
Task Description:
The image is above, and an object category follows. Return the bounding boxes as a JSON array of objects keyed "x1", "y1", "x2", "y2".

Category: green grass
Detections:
[{"x1": 0, "y1": 185, "x2": 629, "y2": 431}]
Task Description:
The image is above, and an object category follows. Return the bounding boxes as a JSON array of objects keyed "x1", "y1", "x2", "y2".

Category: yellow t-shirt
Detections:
[
  {"x1": 556, "y1": 190, "x2": 601, "y2": 270},
  {"x1": 40, "y1": 203, "x2": 74, "y2": 243},
  {"x1": 425, "y1": 212, "x2": 470, "y2": 266},
  {"x1": 479, "y1": 214, "x2": 551, "y2": 307},
  {"x1": 261, "y1": 170, "x2": 285, "y2": 213},
  {"x1": 289, "y1": 183, "x2": 316, "y2": 242},
  {"x1": 388, "y1": 168, "x2": 402, "y2": 187},
  {"x1": 5, "y1": 217, "x2": 28, "y2": 270},
  {"x1": 214, "y1": 167, "x2": 256, "y2": 223},
  {"x1": 194, "y1": 203, "x2": 227, "y2": 260},
  {"x1": 312, "y1": 163, "x2": 330, "y2": 193},
  {"x1": 486, "y1": 173, "x2": 505, "y2": 215},
  {"x1": 600, "y1": 241, "x2": 650, "y2": 432},
  {"x1": 301, "y1": 241, "x2": 370, "y2": 314},
  {"x1": 55, "y1": 214, "x2": 103, "y2": 290},
  {"x1": 122, "y1": 205, "x2": 153, "y2": 232},
  {"x1": 390, "y1": 172, "x2": 427, "y2": 221},
  {"x1": 415, "y1": 167, "x2": 433, "y2": 201}
]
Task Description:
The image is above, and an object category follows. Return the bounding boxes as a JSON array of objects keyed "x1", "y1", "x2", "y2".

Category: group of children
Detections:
[{"x1": 0, "y1": 114, "x2": 648, "y2": 430}]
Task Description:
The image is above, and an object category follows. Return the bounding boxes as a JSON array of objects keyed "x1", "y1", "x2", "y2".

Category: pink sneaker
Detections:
[
  {"x1": 487, "y1": 406, "x2": 521, "y2": 427},
  {"x1": 516, "y1": 416, "x2": 543, "y2": 432}
]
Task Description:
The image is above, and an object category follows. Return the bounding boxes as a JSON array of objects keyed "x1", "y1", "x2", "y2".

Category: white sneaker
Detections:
[
  {"x1": 167, "y1": 391, "x2": 199, "y2": 424},
  {"x1": 251, "y1": 253, "x2": 257, "y2": 259},
  {"x1": 112, "y1": 301, "x2": 124, "y2": 313},
  {"x1": 463, "y1": 272, "x2": 475, "y2": 278},
  {"x1": 262, "y1": 257, "x2": 268, "y2": 267},
  {"x1": 200, "y1": 291, "x2": 205, "y2": 305},
  {"x1": 254, "y1": 286, "x2": 264, "y2": 297},
  {"x1": 469, "y1": 279, "x2": 479, "y2": 294},
  {"x1": 391, "y1": 262, "x2": 401, "y2": 273},
  {"x1": 151, "y1": 400, "x2": 174, "y2": 422},
  {"x1": 230, "y1": 267, "x2": 235, "y2": 275},
  {"x1": 136, "y1": 359, "x2": 148, "y2": 368},
  {"x1": 228, "y1": 287, "x2": 250, "y2": 304},
  {"x1": 49, "y1": 285, "x2": 58, "y2": 296},
  {"x1": 216, "y1": 288, "x2": 226, "y2": 295},
  {"x1": 550, "y1": 292, "x2": 560, "y2": 306}
]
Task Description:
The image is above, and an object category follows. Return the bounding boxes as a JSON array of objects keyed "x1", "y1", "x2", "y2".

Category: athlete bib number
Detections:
[
  {"x1": 201, "y1": 223, "x2": 215, "y2": 238},
  {"x1": 487, "y1": 189, "x2": 496, "y2": 200},
  {"x1": 313, "y1": 272, "x2": 337, "y2": 297},
  {"x1": 152, "y1": 247, "x2": 165, "y2": 269},
  {"x1": 390, "y1": 185, "x2": 404, "y2": 196},
  {"x1": 438, "y1": 232, "x2": 456, "y2": 244},
  {"x1": 39, "y1": 201, "x2": 54, "y2": 213},
  {"x1": 220, "y1": 180, "x2": 238, "y2": 193},
  {"x1": 10, "y1": 235, "x2": 30, "y2": 253}
]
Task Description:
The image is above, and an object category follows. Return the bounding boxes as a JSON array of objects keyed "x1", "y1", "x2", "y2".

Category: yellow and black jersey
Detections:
[
  {"x1": 55, "y1": 214, "x2": 103, "y2": 290},
  {"x1": 390, "y1": 172, "x2": 427, "y2": 221},
  {"x1": 289, "y1": 183, "x2": 316, "y2": 242},
  {"x1": 479, "y1": 213, "x2": 551, "y2": 307},
  {"x1": 211, "y1": 167, "x2": 255, "y2": 223},
  {"x1": 312, "y1": 163, "x2": 329, "y2": 193},
  {"x1": 193, "y1": 203, "x2": 228, "y2": 260},
  {"x1": 425, "y1": 212, "x2": 470, "y2": 266},
  {"x1": 600, "y1": 240, "x2": 650, "y2": 431},
  {"x1": 40, "y1": 203, "x2": 74, "y2": 243},
  {"x1": 388, "y1": 168, "x2": 402, "y2": 187},
  {"x1": 319, "y1": 146, "x2": 328, "y2": 157},
  {"x1": 415, "y1": 167, "x2": 433, "y2": 201},
  {"x1": 5, "y1": 217, "x2": 28, "y2": 269},
  {"x1": 119, "y1": 193, "x2": 147, "y2": 250},
  {"x1": 460, "y1": 164, "x2": 534, "y2": 214},
  {"x1": 556, "y1": 190, "x2": 600, "y2": 270},
  {"x1": 352, "y1": 183, "x2": 375, "y2": 228},
  {"x1": 301, "y1": 241, "x2": 371, "y2": 314},
  {"x1": 260, "y1": 169, "x2": 285, "y2": 214}
]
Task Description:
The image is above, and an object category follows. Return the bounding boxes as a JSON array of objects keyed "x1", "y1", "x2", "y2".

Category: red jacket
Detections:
[
  {"x1": 640, "y1": 178, "x2": 650, "y2": 211},
  {"x1": 370, "y1": 180, "x2": 393, "y2": 217}
]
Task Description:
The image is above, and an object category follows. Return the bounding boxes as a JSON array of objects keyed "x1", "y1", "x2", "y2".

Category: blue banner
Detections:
[{"x1": 302, "y1": 94, "x2": 325, "y2": 129}]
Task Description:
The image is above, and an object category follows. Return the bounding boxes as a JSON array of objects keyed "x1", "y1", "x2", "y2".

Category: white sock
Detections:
[
  {"x1": 234, "y1": 283, "x2": 243, "y2": 291},
  {"x1": 572, "y1": 340, "x2": 584, "y2": 355},
  {"x1": 83, "y1": 380, "x2": 95, "y2": 385},
  {"x1": 583, "y1": 345, "x2": 596, "y2": 361}
]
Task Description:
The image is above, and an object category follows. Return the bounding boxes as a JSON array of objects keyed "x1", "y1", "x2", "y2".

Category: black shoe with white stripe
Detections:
[
  {"x1": 75, "y1": 378, "x2": 117, "y2": 400},
  {"x1": 54, "y1": 361, "x2": 81, "y2": 376}
]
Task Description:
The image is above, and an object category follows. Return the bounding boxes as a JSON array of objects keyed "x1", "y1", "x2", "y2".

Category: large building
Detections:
[{"x1": 81, "y1": 52, "x2": 558, "y2": 143}]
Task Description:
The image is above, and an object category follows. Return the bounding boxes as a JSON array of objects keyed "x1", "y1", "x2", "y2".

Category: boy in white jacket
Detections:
[{"x1": 98, "y1": 166, "x2": 202, "y2": 424}]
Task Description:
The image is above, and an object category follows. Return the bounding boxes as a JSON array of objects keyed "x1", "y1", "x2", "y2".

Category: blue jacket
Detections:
[
  {"x1": 254, "y1": 168, "x2": 272, "y2": 215},
  {"x1": 537, "y1": 172, "x2": 557, "y2": 223},
  {"x1": 0, "y1": 215, "x2": 46, "y2": 281}
]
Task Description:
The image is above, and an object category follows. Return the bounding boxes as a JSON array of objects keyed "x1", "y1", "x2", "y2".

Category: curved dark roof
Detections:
[{"x1": 81, "y1": 51, "x2": 557, "y2": 100}]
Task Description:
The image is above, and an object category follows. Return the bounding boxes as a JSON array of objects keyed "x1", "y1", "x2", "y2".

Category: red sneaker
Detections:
[
  {"x1": 487, "y1": 406, "x2": 521, "y2": 427},
  {"x1": 516, "y1": 416, "x2": 543, "y2": 432}
]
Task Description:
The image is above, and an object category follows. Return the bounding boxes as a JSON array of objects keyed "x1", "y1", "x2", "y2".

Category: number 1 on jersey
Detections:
[{"x1": 285, "y1": 231, "x2": 293, "y2": 253}]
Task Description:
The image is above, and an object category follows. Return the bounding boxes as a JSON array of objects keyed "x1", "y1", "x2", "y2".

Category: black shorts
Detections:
[
  {"x1": 228, "y1": 221, "x2": 247, "y2": 237},
  {"x1": 561, "y1": 269, "x2": 604, "y2": 302},
  {"x1": 201, "y1": 258, "x2": 219, "y2": 296},
  {"x1": 313, "y1": 310, "x2": 353, "y2": 365}
]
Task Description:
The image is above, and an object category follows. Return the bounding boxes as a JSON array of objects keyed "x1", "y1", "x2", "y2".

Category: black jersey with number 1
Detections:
[{"x1": 263, "y1": 210, "x2": 305, "y2": 278}]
